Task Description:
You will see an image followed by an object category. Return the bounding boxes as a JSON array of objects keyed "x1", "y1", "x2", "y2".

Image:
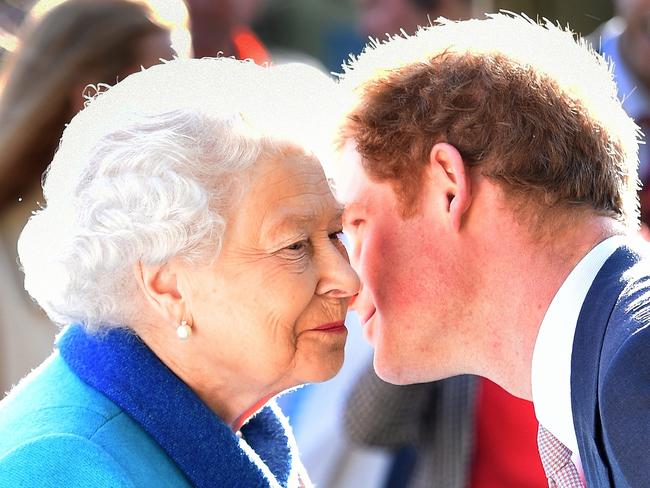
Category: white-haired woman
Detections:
[{"x1": 0, "y1": 58, "x2": 359, "y2": 488}]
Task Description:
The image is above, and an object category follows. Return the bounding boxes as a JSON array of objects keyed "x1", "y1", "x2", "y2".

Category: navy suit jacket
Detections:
[{"x1": 572, "y1": 243, "x2": 650, "y2": 487}]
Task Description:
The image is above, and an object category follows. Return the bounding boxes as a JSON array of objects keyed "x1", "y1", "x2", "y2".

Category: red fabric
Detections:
[
  {"x1": 470, "y1": 378, "x2": 547, "y2": 488},
  {"x1": 232, "y1": 26, "x2": 270, "y2": 65}
]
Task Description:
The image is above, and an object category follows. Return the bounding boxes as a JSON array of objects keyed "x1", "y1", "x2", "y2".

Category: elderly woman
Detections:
[{"x1": 0, "y1": 58, "x2": 359, "y2": 487}]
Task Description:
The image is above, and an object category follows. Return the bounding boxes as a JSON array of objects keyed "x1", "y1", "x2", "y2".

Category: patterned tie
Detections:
[{"x1": 537, "y1": 425, "x2": 584, "y2": 487}]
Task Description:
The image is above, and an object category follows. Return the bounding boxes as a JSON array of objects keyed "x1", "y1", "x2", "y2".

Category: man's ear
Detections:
[
  {"x1": 428, "y1": 142, "x2": 471, "y2": 232},
  {"x1": 133, "y1": 260, "x2": 184, "y2": 323}
]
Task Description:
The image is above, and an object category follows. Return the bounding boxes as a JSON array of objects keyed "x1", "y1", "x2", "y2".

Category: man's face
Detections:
[{"x1": 337, "y1": 145, "x2": 471, "y2": 384}]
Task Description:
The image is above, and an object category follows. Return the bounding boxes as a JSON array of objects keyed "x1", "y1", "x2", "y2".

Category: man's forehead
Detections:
[{"x1": 334, "y1": 141, "x2": 369, "y2": 206}]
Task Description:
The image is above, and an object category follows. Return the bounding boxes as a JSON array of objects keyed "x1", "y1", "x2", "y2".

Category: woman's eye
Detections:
[
  {"x1": 329, "y1": 231, "x2": 344, "y2": 242},
  {"x1": 286, "y1": 240, "x2": 308, "y2": 252}
]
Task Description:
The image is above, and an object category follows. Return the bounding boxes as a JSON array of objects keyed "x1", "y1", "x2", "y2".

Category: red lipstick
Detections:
[{"x1": 311, "y1": 320, "x2": 347, "y2": 332}]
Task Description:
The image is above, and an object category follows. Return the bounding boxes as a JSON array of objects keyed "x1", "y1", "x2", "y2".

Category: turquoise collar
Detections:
[{"x1": 58, "y1": 325, "x2": 297, "y2": 487}]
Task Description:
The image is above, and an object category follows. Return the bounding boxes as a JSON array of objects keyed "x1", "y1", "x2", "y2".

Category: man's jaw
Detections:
[
  {"x1": 351, "y1": 286, "x2": 378, "y2": 342},
  {"x1": 359, "y1": 307, "x2": 376, "y2": 326},
  {"x1": 355, "y1": 305, "x2": 377, "y2": 344}
]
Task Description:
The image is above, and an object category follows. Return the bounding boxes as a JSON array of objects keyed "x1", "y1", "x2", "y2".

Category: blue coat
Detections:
[
  {"x1": 0, "y1": 325, "x2": 303, "y2": 487},
  {"x1": 572, "y1": 244, "x2": 650, "y2": 487}
]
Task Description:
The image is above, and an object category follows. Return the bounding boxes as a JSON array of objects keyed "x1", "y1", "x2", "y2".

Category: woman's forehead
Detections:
[
  {"x1": 226, "y1": 151, "x2": 341, "y2": 239},
  {"x1": 261, "y1": 204, "x2": 344, "y2": 240}
]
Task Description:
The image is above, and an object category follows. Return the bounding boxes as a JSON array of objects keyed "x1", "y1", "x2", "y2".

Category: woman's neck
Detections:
[{"x1": 135, "y1": 323, "x2": 280, "y2": 432}]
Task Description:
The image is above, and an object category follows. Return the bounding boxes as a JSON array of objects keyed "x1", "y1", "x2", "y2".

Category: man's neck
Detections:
[{"x1": 471, "y1": 215, "x2": 622, "y2": 400}]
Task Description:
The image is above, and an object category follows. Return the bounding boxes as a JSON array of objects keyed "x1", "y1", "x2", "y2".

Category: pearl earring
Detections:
[{"x1": 176, "y1": 319, "x2": 191, "y2": 340}]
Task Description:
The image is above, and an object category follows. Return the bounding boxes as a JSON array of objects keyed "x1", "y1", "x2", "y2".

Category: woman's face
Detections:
[{"x1": 179, "y1": 151, "x2": 359, "y2": 399}]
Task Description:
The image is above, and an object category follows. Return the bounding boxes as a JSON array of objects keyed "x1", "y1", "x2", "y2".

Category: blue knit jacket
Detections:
[{"x1": 0, "y1": 325, "x2": 303, "y2": 487}]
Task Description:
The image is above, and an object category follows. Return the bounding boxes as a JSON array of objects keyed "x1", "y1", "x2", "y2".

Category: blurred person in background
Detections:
[
  {"x1": 183, "y1": 0, "x2": 269, "y2": 63},
  {"x1": 0, "y1": 0, "x2": 185, "y2": 396},
  {"x1": 0, "y1": 56, "x2": 358, "y2": 486},
  {"x1": 590, "y1": 0, "x2": 650, "y2": 230},
  {"x1": 346, "y1": 369, "x2": 547, "y2": 487},
  {"x1": 358, "y1": 0, "x2": 471, "y2": 39}
]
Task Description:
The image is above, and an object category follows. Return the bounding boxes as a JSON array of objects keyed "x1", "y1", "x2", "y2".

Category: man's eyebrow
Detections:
[{"x1": 342, "y1": 201, "x2": 363, "y2": 214}]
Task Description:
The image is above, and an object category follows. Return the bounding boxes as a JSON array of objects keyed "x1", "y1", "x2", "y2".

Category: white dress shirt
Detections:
[{"x1": 531, "y1": 235, "x2": 626, "y2": 474}]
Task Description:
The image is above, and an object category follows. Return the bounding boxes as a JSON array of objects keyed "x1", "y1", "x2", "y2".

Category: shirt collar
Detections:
[
  {"x1": 531, "y1": 235, "x2": 625, "y2": 454},
  {"x1": 57, "y1": 324, "x2": 299, "y2": 488}
]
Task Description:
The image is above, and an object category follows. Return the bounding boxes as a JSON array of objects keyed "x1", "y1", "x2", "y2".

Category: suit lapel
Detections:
[{"x1": 570, "y1": 245, "x2": 640, "y2": 487}]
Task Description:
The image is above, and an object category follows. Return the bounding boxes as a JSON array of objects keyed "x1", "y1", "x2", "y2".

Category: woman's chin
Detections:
[
  {"x1": 290, "y1": 328, "x2": 347, "y2": 383},
  {"x1": 297, "y1": 350, "x2": 345, "y2": 385}
]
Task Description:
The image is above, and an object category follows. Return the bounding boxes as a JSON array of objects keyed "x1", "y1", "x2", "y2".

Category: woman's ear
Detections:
[
  {"x1": 428, "y1": 142, "x2": 471, "y2": 232},
  {"x1": 133, "y1": 260, "x2": 184, "y2": 323}
]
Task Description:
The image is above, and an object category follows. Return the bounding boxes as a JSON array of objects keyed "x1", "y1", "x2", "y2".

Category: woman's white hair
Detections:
[{"x1": 18, "y1": 57, "x2": 337, "y2": 331}]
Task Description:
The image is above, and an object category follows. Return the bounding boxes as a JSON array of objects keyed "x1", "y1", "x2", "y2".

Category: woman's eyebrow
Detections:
[
  {"x1": 263, "y1": 207, "x2": 344, "y2": 240},
  {"x1": 262, "y1": 210, "x2": 317, "y2": 240}
]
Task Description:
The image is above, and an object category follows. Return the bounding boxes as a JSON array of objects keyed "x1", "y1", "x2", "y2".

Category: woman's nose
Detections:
[{"x1": 315, "y1": 240, "x2": 361, "y2": 298}]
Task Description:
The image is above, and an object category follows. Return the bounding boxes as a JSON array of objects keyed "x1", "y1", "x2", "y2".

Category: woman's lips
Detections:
[{"x1": 310, "y1": 320, "x2": 347, "y2": 332}]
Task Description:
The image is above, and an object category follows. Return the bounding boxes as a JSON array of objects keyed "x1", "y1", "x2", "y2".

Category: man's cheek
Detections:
[
  {"x1": 342, "y1": 231, "x2": 362, "y2": 268},
  {"x1": 363, "y1": 238, "x2": 397, "y2": 290}
]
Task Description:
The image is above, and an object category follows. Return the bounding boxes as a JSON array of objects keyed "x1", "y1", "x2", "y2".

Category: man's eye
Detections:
[
  {"x1": 329, "y1": 231, "x2": 344, "y2": 242},
  {"x1": 349, "y1": 219, "x2": 363, "y2": 228},
  {"x1": 342, "y1": 217, "x2": 363, "y2": 234}
]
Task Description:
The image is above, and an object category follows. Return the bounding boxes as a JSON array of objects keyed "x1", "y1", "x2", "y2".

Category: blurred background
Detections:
[
  {"x1": 0, "y1": 1, "x2": 644, "y2": 487},
  {"x1": 0, "y1": 0, "x2": 617, "y2": 72}
]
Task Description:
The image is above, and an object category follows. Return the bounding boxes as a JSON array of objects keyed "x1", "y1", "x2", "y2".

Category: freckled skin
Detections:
[
  {"x1": 176, "y1": 150, "x2": 360, "y2": 419},
  {"x1": 339, "y1": 147, "x2": 474, "y2": 384}
]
